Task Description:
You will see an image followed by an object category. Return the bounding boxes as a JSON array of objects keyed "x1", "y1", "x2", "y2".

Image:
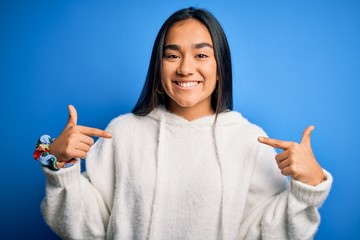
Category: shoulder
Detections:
[
  {"x1": 217, "y1": 110, "x2": 268, "y2": 137},
  {"x1": 107, "y1": 112, "x2": 139, "y2": 127},
  {"x1": 104, "y1": 112, "x2": 158, "y2": 139},
  {"x1": 107, "y1": 112, "x2": 153, "y2": 127}
]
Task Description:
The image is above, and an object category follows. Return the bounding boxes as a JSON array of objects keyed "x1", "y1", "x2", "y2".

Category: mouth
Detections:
[{"x1": 174, "y1": 81, "x2": 200, "y2": 88}]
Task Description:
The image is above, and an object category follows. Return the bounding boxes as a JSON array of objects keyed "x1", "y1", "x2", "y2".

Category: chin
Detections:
[
  {"x1": 172, "y1": 99, "x2": 209, "y2": 111},
  {"x1": 173, "y1": 98, "x2": 199, "y2": 108}
]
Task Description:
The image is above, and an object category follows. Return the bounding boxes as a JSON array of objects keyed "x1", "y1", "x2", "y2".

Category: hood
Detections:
[
  {"x1": 146, "y1": 105, "x2": 247, "y2": 128},
  {"x1": 145, "y1": 106, "x2": 248, "y2": 240}
]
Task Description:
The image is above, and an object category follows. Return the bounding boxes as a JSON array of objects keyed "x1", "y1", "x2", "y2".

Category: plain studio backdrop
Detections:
[{"x1": 1, "y1": 0, "x2": 359, "y2": 239}]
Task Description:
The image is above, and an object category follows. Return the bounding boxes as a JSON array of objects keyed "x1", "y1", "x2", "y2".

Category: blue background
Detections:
[{"x1": 1, "y1": 0, "x2": 359, "y2": 239}]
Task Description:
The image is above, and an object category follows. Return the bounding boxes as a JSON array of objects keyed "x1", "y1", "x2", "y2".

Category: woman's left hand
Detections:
[{"x1": 258, "y1": 125, "x2": 325, "y2": 186}]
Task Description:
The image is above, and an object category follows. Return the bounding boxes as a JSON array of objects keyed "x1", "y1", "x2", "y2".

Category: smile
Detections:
[{"x1": 175, "y1": 81, "x2": 200, "y2": 88}]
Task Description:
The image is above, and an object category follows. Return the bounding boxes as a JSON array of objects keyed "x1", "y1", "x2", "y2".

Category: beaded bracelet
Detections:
[{"x1": 33, "y1": 135, "x2": 76, "y2": 171}]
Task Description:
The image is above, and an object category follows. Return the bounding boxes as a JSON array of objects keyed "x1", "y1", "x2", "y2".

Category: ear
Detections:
[{"x1": 156, "y1": 84, "x2": 164, "y2": 95}]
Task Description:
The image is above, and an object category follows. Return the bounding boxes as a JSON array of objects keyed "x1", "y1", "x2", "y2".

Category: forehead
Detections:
[{"x1": 165, "y1": 19, "x2": 213, "y2": 44}]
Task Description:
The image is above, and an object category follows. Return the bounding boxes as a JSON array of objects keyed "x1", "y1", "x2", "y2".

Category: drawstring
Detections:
[
  {"x1": 147, "y1": 109, "x2": 225, "y2": 239},
  {"x1": 213, "y1": 122, "x2": 225, "y2": 240},
  {"x1": 147, "y1": 114, "x2": 166, "y2": 240}
]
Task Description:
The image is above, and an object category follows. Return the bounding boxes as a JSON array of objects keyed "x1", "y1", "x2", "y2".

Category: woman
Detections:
[{"x1": 36, "y1": 7, "x2": 332, "y2": 239}]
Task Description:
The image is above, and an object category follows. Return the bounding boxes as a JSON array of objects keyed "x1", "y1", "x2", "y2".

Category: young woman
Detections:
[{"x1": 35, "y1": 7, "x2": 332, "y2": 239}]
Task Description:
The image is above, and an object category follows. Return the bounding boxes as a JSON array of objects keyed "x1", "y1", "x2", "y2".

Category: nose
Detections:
[{"x1": 176, "y1": 55, "x2": 195, "y2": 76}]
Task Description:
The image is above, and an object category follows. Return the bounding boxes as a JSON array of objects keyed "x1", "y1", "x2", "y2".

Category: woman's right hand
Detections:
[{"x1": 49, "y1": 105, "x2": 112, "y2": 162}]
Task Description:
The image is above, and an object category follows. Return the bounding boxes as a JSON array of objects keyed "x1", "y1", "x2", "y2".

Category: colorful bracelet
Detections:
[{"x1": 33, "y1": 135, "x2": 76, "y2": 171}]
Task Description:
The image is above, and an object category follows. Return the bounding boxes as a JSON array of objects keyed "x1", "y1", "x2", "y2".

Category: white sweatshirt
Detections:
[{"x1": 41, "y1": 106, "x2": 332, "y2": 240}]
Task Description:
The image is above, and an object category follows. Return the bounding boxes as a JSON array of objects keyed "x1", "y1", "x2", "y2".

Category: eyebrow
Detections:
[
  {"x1": 164, "y1": 42, "x2": 213, "y2": 51},
  {"x1": 194, "y1": 42, "x2": 213, "y2": 49}
]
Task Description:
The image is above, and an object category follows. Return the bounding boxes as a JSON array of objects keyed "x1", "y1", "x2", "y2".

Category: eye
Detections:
[
  {"x1": 164, "y1": 54, "x2": 179, "y2": 59},
  {"x1": 196, "y1": 54, "x2": 208, "y2": 58}
]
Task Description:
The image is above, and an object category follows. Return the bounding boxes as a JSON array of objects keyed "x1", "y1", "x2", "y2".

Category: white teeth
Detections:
[{"x1": 177, "y1": 81, "x2": 199, "y2": 88}]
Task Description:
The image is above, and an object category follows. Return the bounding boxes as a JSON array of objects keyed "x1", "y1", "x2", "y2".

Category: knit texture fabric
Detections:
[{"x1": 41, "y1": 107, "x2": 332, "y2": 240}]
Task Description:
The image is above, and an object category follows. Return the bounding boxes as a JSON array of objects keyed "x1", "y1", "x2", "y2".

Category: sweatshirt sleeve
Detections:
[
  {"x1": 239, "y1": 130, "x2": 333, "y2": 240},
  {"x1": 41, "y1": 123, "x2": 117, "y2": 239}
]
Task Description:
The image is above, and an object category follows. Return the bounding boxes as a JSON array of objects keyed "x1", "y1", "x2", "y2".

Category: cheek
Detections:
[
  {"x1": 161, "y1": 63, "x2": 173, "y2": 82},
  {"x1": 204, "y1": 62, "x2": 218, "y2": 82},
  {"x1": 161, "y1": 64, "x2": 173, "y2": 94}
]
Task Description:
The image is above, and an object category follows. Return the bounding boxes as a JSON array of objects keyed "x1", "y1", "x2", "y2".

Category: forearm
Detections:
[
  {"x1": 41, "y1": 160, "x2": 110, "y2": 239},
  {"x1": 240, "y1": 169, "x2": 332, "y2": 240}
]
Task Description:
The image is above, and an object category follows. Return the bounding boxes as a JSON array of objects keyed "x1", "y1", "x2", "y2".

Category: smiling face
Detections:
[{"x1": 162, "y1": 19, "x2": 218, "y2": 121}]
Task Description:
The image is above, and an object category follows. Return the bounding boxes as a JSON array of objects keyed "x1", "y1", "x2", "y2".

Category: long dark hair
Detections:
[{"x1": 132, "y1": 7, "x2": 233, "y2": 116}]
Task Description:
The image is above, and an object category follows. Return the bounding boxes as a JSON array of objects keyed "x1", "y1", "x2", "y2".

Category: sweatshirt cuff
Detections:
[
  {"x1": 290, "y1": 169, "x2": 333, "y2": 207},
  {"x1": 41, "y1": 159, "x2": 82, "y2": 187}
]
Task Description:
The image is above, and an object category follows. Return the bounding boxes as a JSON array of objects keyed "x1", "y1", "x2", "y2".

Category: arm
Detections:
[
  {"x1": 41, "y1": 105, "x2": 114, "y2": 239},
  {"x1": 240, "y1": 126, "x2": 332, "y2": 239}
]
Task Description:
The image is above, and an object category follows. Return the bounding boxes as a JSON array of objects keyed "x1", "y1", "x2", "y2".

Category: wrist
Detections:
[
  {"x1": 33, "y1": 134, "x2": 76, "y2": 171},
  {"x1": 318, "y1": 173, "x2": 327, "y2": 185},
  {"x1": 312, "y1": 169, "x2": 327, "y2": 186}
]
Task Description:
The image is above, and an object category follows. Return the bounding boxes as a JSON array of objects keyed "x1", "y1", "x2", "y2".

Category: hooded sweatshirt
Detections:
[{"x1": 41, "y1": 106, "x2": 332, "y2": 240}]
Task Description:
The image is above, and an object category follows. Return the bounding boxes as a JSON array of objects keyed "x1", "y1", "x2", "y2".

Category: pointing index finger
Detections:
[
  {"x1": 78, "y1": 126, "x2": 112, "y2": 139},
  {"x1": 258, "y1": 136, "x2": 293, "y2": 150}
]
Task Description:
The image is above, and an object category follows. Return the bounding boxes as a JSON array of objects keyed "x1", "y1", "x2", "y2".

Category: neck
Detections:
[{"x1": 167, "y1": 102, "x2": 215, "y2": 121}]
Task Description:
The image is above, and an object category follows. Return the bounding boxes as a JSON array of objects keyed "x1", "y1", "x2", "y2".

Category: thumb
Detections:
[
  {"x1": 66, "y1": 104, "x2": 78, "y2": 126},
  {"x1": 301, "y1": 125, "x2": 315, "y2": 146}
]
